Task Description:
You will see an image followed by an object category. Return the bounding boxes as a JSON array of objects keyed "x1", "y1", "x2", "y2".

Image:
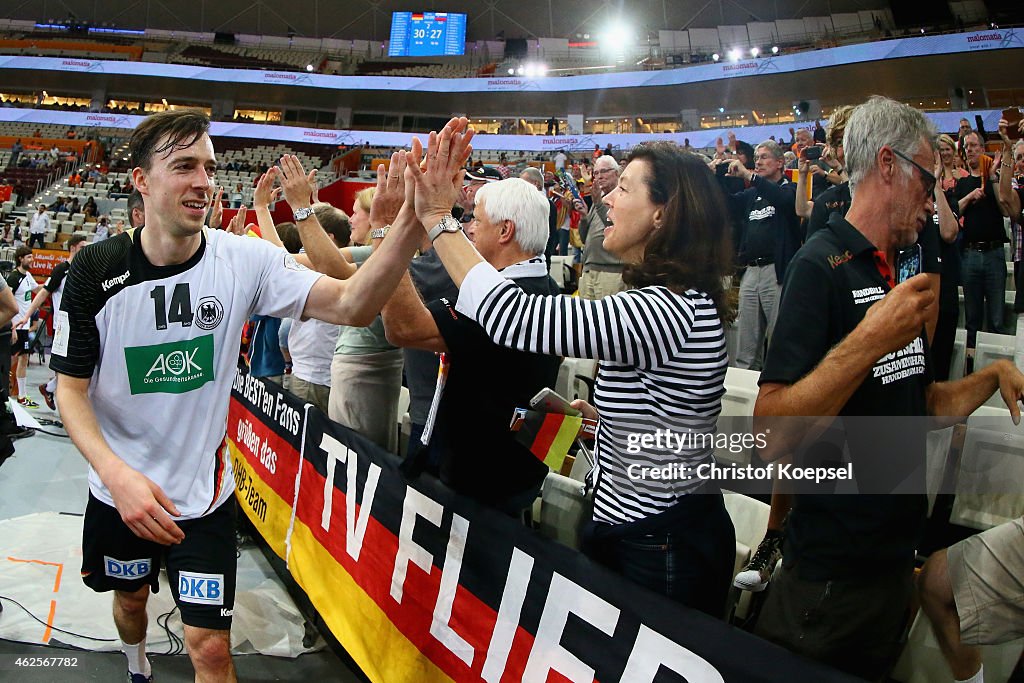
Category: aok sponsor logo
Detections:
[{"x1": 124, "y1": 335, "x2": 215, "y2": 394}]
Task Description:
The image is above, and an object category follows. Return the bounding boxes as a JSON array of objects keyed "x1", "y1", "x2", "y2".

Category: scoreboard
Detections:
[{"x1": 388, "y1": 12, "x2": 467, "y2": 57}]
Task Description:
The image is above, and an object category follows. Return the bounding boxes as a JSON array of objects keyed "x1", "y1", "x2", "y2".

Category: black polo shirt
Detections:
[
  {"x1": 807, "y1": 181, "x2": 945, "y2": 281},
  {"x1": 424, "y1": 266, "x2": 561, "y2": 507},
  {"x1": 761, "y1": 214, "x2": 930, "y2": 580},
  {"x1": 954, "y1": 175, "x2": 1007, "y2": 245},
  {"x1": 807, "y1": 182, "x2": 851, "y2": 238}
]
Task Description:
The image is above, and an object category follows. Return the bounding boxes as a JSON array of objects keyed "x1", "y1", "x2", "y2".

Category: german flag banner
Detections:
[
  {"x1": 229, "y1": 368, "x2": 859, "y2": 683},
  {"x1": 227, "y1": 368, "x2": 306, "y2": 558}
]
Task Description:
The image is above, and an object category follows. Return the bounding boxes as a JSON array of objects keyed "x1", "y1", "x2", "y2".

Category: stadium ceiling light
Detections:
[
  {"x1": 602, "y1": 23, "x2": 633, "y2": 47},
  {"x1": 771, "y1": 45, "x2": 779, "y2": 54},
  {"x1": 718, "y1": 107, "x2": 725, "y2": 113},
  {"x1": 751, "y1": 47, "x2": 760, "y2": 57},
  {"x1": 507, "y1": 68, "x2": 515, "y2": 75},
  {"x1": 727, "y1": 48, "x2": 741, "y2": 61},
  {"x1": 306, "y1": 64, "x2": 314, "y2": 72},
  {"x1": 711, "y1": 53, "x2": 720, "y2": 61}
]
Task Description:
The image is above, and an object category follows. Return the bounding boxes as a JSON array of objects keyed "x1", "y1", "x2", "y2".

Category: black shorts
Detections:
[
  {"x1": 10, "y1": 330, "x2": 30, "y2": 355},
  {"x1": 81, "y1": 493, "x2": 238, "y2": 630}
]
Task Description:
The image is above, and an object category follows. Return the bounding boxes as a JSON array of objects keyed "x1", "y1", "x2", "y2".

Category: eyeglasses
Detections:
[{"x1": 892, "y1": 148, "x2": 936, "y2": 197}]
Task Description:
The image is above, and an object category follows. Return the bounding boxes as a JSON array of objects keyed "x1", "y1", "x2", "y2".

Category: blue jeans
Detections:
[
  {"x1": 557, "y1": 228, "x2": 570, "y2": 256},
  {"x1": 582, "y1": 492, "x2": 735, "y2": 617},
  {"x1": 961, "y1": 247, "x2": 1006, "y2": 347}
]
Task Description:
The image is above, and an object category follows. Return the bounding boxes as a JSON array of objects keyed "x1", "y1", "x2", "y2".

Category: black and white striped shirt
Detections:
[{"x1": 456, "y1": 262, "x2": 727, "y2": 525}]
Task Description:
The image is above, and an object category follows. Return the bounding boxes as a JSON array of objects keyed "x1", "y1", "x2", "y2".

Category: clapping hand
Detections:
[
  {"x1": 278, "y1": 155, "x2": 316, "y2": 209},
  {"x1": 208, "y1": 186, "x2": 224, "y2": 229},
  {"x1": 405, "y1": 117, "x2": 475, "y2": 230},
  {"x1": 225, "y1": 206, "x2": 248, "y2": 235},
  {"x1": 369, "y1": 151, "x2": 408, "y2": 228},
  {"x1": 253, "y1": 168, "x2": 282, "y2": 209}
]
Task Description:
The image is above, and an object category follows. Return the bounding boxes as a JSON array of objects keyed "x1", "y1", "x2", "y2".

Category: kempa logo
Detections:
[
  {"x1": 125, "y1": 335, "x2": 215, "y2": 394},
  {"x1": 102, "y1": 271, "x2": 131, "y2": 291}
]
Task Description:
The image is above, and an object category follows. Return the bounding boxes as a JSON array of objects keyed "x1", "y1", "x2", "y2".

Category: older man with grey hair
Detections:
[
  {"x1": 572, "y1": 154, "x2": 624, "y2": 299},
  {"x1": 520, "y1": 166, "x2": 559, "y2": 262},
  {"x1": 725, "y1": 138, "x2": 801, "y2": 370},
  {"x1": 378, "y1": 176, "x2": 562, "y2": 514},
  {"x1": 753, "y1": 95, "x2": 1024, "y2": 680}
]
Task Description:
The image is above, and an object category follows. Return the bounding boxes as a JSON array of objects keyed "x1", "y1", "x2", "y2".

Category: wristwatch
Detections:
[
  {"x1": 427, "y1": 214, "x2": 462, "y2": 243},
  {"x1": 293, "y1": 206, "x2": 315, "y2": 222},
  {"x1": 370, "y1": 225, "x2": 390, "y2": 240}
]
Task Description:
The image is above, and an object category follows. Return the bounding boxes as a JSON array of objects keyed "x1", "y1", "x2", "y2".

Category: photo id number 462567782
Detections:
[{"x1": 8, "y1": 657, "x2": 79, "y2": 668}]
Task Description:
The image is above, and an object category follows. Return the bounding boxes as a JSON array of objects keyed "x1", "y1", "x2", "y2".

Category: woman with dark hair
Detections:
[{"x1": 407, "y1": 122, "x2": 736, "y2": 616}]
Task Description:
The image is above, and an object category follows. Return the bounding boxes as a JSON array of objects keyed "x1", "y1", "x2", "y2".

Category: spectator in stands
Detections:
[
  {"x1": 458, "y1": 165, "x2": 500, "y2": 221},
  {"x1": 28, "y1": 204, "x2": 50, "y2": 249},
  {"x1": 553, "y1": 149, "x2": 567, "y2": 170},
  {"x1": 752, "y1": 95, "x2": 1024, "y2": 680},
  {"x1": 496, "y1": 153, "x2": 513, "y2": 179},
  {"x1": 549, "y1": 180, "x2": 579, "y2": 260},
  {"x1": 604, "y1": 142, "x2": 613, "y2": 157},
  {"x1": 68, "y1": 197, "x2": 81, "y2": 216},
  {"x1": 725, "y1": 139, "x2": 800, "y2": 370},
  {"x1": 109, "y1": 180, "x2": 123, "y2": 196},
  {"x1": 996, "y1": 118, "x2": 1024, "y2": 316},
  {"x1": 919, "y1": 514, "x2": 1024, "y2": 683},
  {"x1": 49, "y1": 195, "x2": 68, "y2": 213},
  {"x1": 229, "y1": 182, "x2": 244, "y2": 209},
  {"x1": 326, "y1": 185, "x2": 405, "y2": 453},
  {"x1": 958, "y1": 117, "x2": 973, "y2": 142},
  {"x1": 9, "y1": 139, "x2": 22, "y2": 168},
  {"x1": 10, "y1": 219, "x2": 24, "y2": 247},
  {"x1": 813, "y1": 119, "x2": 826, "y2": 144},
  {"x1": 414, "y1": 123, "x2": 736, "y2": 614},
  {"x1": 574, "y1": 154, "x2": 624, "y2": 299},
  {"x1": 520, "y1": 166, "x2": 559, "y2": 262},
  {"x1": 284, "y1": 202, "x2": 349, "y2": 413},
  {"x1": 68, "y1": 170, "x2": 82, "y2": 187},
  {"x1": 82, "y1": 197, "x2": 99, "y2": 222},
  {"x1": 48, "y1": 144, "x2": 60, "y2": 163},
  {"x1": 127, "y1": 189, "x2": 144, "y2": 229},
  {"x1": 937, "y1": 133, "x2": 968, "y2": 192},
  {"x1": 593, "y1": 143, "x2": 603, "y2": 160},
  {"x1": 65, "y1": 126, "x2": 76, "y2": 139},
  {"x1": 956, "y1": 130, "x2": 1009, "y2": 349},
  {"x1": 94, "y1": 216, "x2": 110, "y2": 242}
]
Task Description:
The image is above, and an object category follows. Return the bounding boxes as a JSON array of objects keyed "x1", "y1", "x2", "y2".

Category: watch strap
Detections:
[{"x1": 427, "y1": 215, "x2": 460, "y2": 243}]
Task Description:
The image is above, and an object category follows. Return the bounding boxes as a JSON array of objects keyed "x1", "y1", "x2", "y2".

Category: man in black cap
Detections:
[{"x1": 459, "y1": 165, "x2": 503, "y2": 223}]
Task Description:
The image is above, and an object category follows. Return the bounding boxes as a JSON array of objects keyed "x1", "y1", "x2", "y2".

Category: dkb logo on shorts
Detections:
[
  {"x1": 177, "y1": 571, "x2": 224, "y2": 605},
  {"x1": 104, "y1": 556, "x2": 151, "y2": 579}
]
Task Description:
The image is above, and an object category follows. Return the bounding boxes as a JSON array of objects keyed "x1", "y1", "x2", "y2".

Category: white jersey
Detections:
[
  {"x1": 51, "y1": 227, "x2": 322, "y2": 519},
  {"x1": 6, "y1": 269, "x2": 37, "y2": 330},
  {"x1": 43, "y1": 259, "x2": 72, "y2": 314}
]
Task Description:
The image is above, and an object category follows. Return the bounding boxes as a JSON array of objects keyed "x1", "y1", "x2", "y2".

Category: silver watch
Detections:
[
  {"x1": 370, "y1": 225, "x2": 390, "y2": 240},
  {"x1": 293, "y1": 206, "x2": 315, "y2": 222},
  {"x1": 427, "y1": 215, "x2": 461, "y2": 243}
]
